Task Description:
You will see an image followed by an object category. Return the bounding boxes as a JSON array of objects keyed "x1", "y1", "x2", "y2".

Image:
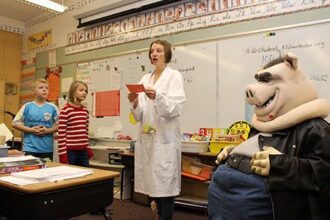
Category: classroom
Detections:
[{"x1": 0, "y1": 0, "x2": 329, "y2": 219}]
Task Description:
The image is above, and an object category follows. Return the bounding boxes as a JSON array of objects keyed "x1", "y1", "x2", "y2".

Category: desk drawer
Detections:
[{"x1": 0, "y1": 179, "x2": 114, "y2": 220}]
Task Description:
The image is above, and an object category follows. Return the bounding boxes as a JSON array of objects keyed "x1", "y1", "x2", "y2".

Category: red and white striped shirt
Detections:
[{"x1": 58, "y1": 103, "x2": 89, "y2": 163}]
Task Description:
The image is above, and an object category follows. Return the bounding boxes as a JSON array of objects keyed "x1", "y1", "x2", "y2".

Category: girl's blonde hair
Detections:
[
  {"x1": 31, "y1": 78, "x2": 48, "y2": 90},
  {"x1": 68, "y1": 80, "x2": 88, "y2": 102}
]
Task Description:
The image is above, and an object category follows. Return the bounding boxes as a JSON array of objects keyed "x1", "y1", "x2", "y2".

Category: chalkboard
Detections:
[
  {"x1": 218, "y1": 21, "x2": 330, "y2": 126},
  {"x1": 82, "y1": 20, "x2": 330, "y2": 138}
]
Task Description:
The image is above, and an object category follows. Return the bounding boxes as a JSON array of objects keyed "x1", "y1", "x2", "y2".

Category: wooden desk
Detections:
[{"x1": 0, "y1": 162, "x2": 120, "y2": 220}]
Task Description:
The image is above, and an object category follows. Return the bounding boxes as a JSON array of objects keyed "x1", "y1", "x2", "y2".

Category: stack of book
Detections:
[
  {"x1": 0, "y1": 165, "x2": 93, "y2": 186},
  {"x1": 0, "y1": 155, "x2": 46, "y2": 174}
]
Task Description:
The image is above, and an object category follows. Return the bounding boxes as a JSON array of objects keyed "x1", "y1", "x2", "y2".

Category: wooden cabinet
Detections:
[
  {"x1": 0, "y1": 30, "x2": 22, "y2": 134},
  {"x1": 175, "y1": 152, "x2": 216, "y2": 214},
  {"x1": 120, "y1": 151, "x2": 216, "y2": 215},
  {"x1": 0, "y1": 81, "x2": 4, "y2": 122},
  {"x1": 0, "y1": 32, "x2": 4, "y2": 80}
]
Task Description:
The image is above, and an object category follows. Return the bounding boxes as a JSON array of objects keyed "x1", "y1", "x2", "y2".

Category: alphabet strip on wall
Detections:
[{"x1": 65, "y1": 0, "x2": 329, "y2": 55}]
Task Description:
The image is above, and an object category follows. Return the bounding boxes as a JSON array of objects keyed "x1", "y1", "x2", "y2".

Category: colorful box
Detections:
[
  {"x1": 212, "y1": 128, "x2": 229, "y2": 138},
  {"x1": 199, "y1": 128, "x2": 213, "y2": 138}
]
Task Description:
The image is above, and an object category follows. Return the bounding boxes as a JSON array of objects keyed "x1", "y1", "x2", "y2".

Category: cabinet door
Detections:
[
  {"x1": 0, "y1": 80, "x2": 4, "y2": 123},
  {"x1": 3, "y1": 31, "x2": 22, "y2": 132},
  {"x1": 4, "y1": 32, "x2": 21, "y2": 82},
  {"x1": 0, "y1": 32, "x2": 4, "y2": 80}
]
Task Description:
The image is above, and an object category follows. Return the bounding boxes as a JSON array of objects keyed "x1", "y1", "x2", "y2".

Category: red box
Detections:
[{"x1": 199, "y1": 128, "x2": 213, "y2": 138}]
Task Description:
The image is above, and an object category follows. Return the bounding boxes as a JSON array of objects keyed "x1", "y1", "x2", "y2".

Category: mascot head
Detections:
[{"x1": 246, "y1": 52, "x2": 330, "y2": 132}]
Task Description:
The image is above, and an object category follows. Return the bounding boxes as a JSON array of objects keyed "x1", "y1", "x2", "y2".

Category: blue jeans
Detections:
[
  {"x1": 208, "y1": 164, "x2": 273, "y2": 220},
  {"x1": 67, "y1": 149, "x2": 89, "y2": 167}
]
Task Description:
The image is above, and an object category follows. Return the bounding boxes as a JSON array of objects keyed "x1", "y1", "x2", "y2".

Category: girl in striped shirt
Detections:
[{"x1": 58, "y1": 81, "x2": 93, "y2": 166}]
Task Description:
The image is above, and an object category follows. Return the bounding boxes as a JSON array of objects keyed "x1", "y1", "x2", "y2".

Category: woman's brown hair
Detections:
[{"x1": 148, "y1": 39, "x2": 172, "y2": 63}]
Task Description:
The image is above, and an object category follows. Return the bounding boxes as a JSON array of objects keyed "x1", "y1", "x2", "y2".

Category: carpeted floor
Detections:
[{"x1": 71, "y1": 199, "x2": 208, "y2": 220}]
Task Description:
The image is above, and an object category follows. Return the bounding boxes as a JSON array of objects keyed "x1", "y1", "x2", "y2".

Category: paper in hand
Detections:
[{"x1": 126, "y1": 84, "x2": 145, "y2": 93}]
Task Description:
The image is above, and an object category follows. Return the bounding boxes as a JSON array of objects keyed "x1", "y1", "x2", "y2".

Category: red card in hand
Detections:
[{"x1": 126, "y1": 84, "x2": 145, "y2": 93}]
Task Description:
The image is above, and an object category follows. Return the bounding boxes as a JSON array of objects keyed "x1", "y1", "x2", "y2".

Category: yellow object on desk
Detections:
[{"x1": 209, "y1": 141, "x2": 241, "y2": 154}]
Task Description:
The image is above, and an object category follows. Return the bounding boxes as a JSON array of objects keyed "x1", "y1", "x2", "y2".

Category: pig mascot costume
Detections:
[{"x1": 208, "y1": 52, "x2": 330, "y2": 220}]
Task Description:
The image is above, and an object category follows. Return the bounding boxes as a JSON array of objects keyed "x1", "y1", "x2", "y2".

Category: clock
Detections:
[{"x1": 229, "y1": 121, "x2": 251, "y2": 140}]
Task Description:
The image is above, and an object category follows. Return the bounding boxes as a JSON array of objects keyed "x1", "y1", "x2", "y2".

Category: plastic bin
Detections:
[
  {"x1": 209, "y1": 141, "x2": 241, "y2": 154},
  {"x1": 191, "y1": 161, "x2": 213, "y2": 179},
  {"x1": 181, "y1": 141, "x2": 209, "y2": 153},
  {"x1": 182, "y1": 156, "x2": 213, "y2": 180}
]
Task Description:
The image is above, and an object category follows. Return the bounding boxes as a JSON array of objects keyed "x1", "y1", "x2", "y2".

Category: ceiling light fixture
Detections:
[{"x1": 18, "y1": 0, "x2": 68, "y2": 13}]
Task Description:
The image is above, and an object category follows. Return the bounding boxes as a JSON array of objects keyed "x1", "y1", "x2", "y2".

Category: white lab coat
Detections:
[{"x1": 131, "y1": 66, "x2": 186, "y2": 197}]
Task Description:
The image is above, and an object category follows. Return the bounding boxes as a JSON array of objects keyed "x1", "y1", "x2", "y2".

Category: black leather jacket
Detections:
[{"x1": 254, "y1": 118, "x2": 330, "y2": 220}]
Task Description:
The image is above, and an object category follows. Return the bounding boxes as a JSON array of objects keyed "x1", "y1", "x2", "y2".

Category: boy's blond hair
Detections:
[
  {"x1": 68, "y1": 80, "x2": 88, "y2": 103},
  {"x1": 31, "y1": 79, "x2": 48, "y2": 90}
]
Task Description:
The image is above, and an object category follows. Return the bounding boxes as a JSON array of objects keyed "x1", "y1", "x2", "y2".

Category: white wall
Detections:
[
  {"x1": 0, "y1": 16, "x2": 24, "y2": 34},
  {"x1": 22, "y1": 0, "x2": 131, "y2": 59}
]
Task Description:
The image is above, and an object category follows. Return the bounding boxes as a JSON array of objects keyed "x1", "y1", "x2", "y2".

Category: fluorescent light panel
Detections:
[{"x1": 20, "y1": 0, "x2": 67, "y2": 13}]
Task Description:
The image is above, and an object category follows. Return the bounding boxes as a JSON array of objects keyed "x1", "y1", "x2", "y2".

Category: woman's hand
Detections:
[
  {"x1": 128, "y1": 92, "x2": 138, "y2": 108},
  {"x1": 144, "y1": 87, "x2": 156, "y2": 100}
]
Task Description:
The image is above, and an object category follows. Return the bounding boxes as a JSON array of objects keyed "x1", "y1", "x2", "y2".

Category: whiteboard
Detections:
[
  {"x1": 87, "y1": 21, "x2": 330, "y2": 138},
  {"x1": 171, "y1": 42, "x2": 217, "y2": 133},
  {"x1": 218, "y1": 21, "x2": 330, "y2": 126},
  {"x1": 88, "y1": 41, "x2": 217, "y2": 138}
]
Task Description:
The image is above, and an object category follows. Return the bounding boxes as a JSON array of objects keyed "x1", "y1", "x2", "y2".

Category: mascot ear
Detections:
[{"x1": 282, "y1": 52, "x2": 298, "y2": 70}]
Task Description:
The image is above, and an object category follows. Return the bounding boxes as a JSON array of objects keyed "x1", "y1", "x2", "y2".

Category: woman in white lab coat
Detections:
[{"x1": 128, "y1": 39, "x2": 185, "y2": 220}]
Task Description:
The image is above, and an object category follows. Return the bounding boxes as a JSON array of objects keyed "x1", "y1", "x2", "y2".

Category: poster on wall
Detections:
[
  {"x1": 76, "y1": 63, "x2": 91, "y2": 82},
  {"x1": 20, "y1": 67, "x2": 35, "y2": 106},
  {"x1": 92, "y1": 90, "x2": 120, "y2": 117},
  {"x1": 48, "y1": 50, "x2": 56, "y2": 68},
  {"x1": 27, "y1": 30, "x2": 52, "y2": 51},
  {"x1": 46, "y1": 66, "x2": 61, "y2": 102}
]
